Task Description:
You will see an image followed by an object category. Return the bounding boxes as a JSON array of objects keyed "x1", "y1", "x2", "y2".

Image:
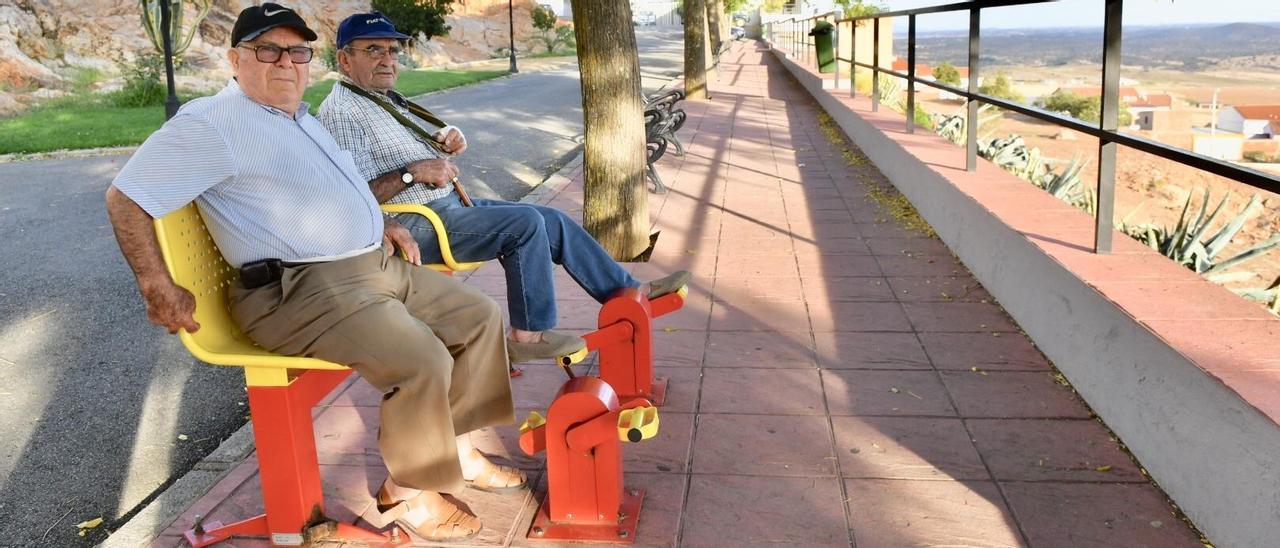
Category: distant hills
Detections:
[{"x1": 910, "y1": 22, "x2": 1280, "y2": 71}]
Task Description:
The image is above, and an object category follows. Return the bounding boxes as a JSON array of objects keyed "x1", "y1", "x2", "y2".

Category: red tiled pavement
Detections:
[{"x1": 149, "y1": 43, "x2": 1203, "y2": 547}]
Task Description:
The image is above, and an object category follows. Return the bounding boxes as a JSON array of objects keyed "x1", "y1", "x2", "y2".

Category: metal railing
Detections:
[{"x1": 765, "y1": 0, "x2": 1280, "y2": 254}]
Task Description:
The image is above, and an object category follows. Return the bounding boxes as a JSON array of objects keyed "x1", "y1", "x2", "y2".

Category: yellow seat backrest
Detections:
[
  {"x1": 379, "y1": 203, "x2": 487, "y2": 272},
  {"x1": 153, "y1": 203, "x2": 348, "y2": 387}
]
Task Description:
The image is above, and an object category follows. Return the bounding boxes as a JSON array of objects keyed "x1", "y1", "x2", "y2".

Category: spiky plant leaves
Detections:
[
  {"x1": 1203, "y1": 233, "x2": 1280, "y2": 276},
  {"x1": 1204, "y1": 194, "x2": 1262, "y2": 258}
]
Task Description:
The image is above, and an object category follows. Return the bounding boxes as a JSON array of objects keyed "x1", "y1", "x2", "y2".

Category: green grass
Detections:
[{"x1": 0, "y1": 68, "x2": 509, "y2": 155}]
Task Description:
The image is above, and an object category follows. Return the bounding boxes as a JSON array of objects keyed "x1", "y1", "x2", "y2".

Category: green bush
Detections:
[
  {"x1": 318, "y1": 46, "x2": 338, "y2": 71},
  {"x1": 933, "y1": 62, "x2": 961, "y2": 86},
  {"x1": 372, "y1": 0, "x2": 454, "y2": 41},
  {"x1": 1242, "y1": 151, "x2": 1272, "y2": 163},
  {"x1": 111, "y1": 55, "x2": 167, "y2": 108},
  {"x1": 1036, "y1": 90, "x2": 1132, "y2": 125},
  {"x1": 979, "y1": 71, "x2": 1023, "y2": 103}
]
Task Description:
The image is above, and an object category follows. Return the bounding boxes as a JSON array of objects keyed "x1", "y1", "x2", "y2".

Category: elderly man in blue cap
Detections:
[{"x1": 318, "y1": 12, "x2": 690, "y2": 366}]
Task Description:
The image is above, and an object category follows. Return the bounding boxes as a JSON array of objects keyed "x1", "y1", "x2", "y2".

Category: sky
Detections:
[{"x1": 873, "y1": 0, "x2": 1280, "y2": 30}]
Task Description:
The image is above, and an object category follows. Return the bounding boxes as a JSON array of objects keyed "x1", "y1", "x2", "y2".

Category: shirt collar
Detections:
[{"x1": 226, "y1": 78, "x2": 310, "y2": 120}]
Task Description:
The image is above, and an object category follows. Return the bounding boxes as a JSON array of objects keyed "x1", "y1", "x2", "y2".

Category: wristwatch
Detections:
[{"x1": 398, "y1": 167, "x2": 416, "y2": 187}]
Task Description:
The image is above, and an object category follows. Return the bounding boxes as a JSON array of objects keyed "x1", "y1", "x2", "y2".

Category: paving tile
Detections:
[
  {"x1": 918, "y1": 332, "x2": 1051, "y2": 371},
  {"x1": 704, "y1": 330, "x2": 817, "y2": 368},
  {"x1": 813, "y1": 331, "x2": 932, "y2": 370},
  {"x1": 313, "y1": 406, "x2": 380, "y2": 466},
  {"x1": 683, "y1": 475, "x2": 850, "y2": 547},
  {"x1": 940, "y1": 371, "x2": 1092, "y2": 419},
  {"x1": 856, "y1": 222, "x2": 936, "y2": 240},
  {"x1": 967, "y1": 419, "x2": 1146, "y2": 483},
  {"x1": 649, "y1": 366, "x2": 702, "y2": 414},
  {"x1": 618, "y1": 410, "x2": 695, "y2": 475},
  {"x1": 653, "y1": 293, "x2": 713, "y2": 331},
  {"x1": 810, "y1": 301, "x2": 913, "y2": 332},
  {"x1": 712, "y1": 275, "x2": 807, "y2": 301},
  {"x1": 902, "y1": 302, "x2": 1020, "y2": 333},
  {"x1": 823, "y1": 370, "x2": 957, "y2": 417},
  {"x1": 715, "y1": 254, "x2": 801, "y2": 278},
  {"x1": 650, "y1": 328, "x2": 707, "y2": 368},
  {"x1": 845, "y1": 479, "x2": 1022, "y2": 548},
  {"x1": 885, "y1": 275, "x2": 993, "y2": 303},
  {"x1": 700, "y1": 368, "x2": 826, "y2": 415},
  {"x1": 831, "y1": 416, "x2": 989, "y2": 481},
  {"x1": 1002, "y1": 482, "x2": 1204, "y2": 547},
  {"x1": 802, "y1": 276, "x2": 897, "y2": 302},
  {"x1": 864, "y1": 237, "x2": 956, "y2": 257},
  {"x1": 692, "y1": 414, "x2": 836, "y2": 477},
  {"x1": 876, "y1": 255, "x2": 970, "y2": 278},
  {"x1": 710, "y1": 298, "x2": 812, "y2": 332},
  {"x1": 795, "y1": 253, "x2": 884, "y2": 277}
]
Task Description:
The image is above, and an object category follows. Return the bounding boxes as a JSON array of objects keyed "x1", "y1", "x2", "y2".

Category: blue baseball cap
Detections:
[{"x1": 336, "y1": 12, "x2": 411, "y2": 49}]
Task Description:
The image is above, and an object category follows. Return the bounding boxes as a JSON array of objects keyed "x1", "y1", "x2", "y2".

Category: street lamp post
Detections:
[
  {"x1": 508, "y1": 0, "x2": 518, "y2": 73},
  {"x1": 159, "y1": 0, "x2": 180, "y2": 119}
]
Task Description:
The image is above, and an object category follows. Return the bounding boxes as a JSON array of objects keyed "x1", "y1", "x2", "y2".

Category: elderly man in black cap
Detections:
[
  {"x1": 318, "y1": 12, "x2": 691, "y2": 366},
  {"x1": 104, "y1": 3, "x2": 521, "y2": 543}
]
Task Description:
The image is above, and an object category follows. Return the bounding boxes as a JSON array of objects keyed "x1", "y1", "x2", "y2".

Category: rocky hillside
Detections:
[{"x1": 0, "y1": 0, "x2": 551, "y2": 114}]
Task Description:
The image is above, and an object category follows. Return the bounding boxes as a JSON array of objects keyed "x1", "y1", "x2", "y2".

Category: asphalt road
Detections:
[{"x1": 0, "y1": 28, "x2": 683, "y2": 547}]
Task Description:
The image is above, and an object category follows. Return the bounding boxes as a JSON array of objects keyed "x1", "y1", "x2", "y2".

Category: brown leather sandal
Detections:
[
  {"x1": 463, "y1": 459, "x2": 528, "y2": 493},
  {"x1": 393, "y1": 493, "x2": 482, "y2": 544}
]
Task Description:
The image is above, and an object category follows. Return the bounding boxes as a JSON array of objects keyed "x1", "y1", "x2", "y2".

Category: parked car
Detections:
[
  {"x1": 633, "y1": 11, "x2": 657, "y2": 26},
  {"x1": 730, "y1": 26, "x2": 746, "y2": 39}
]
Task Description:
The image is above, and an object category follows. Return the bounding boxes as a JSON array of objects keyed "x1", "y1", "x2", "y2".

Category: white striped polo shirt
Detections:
[{"x1": 112, "y1": 79, "x2": 383, "y2": 268}]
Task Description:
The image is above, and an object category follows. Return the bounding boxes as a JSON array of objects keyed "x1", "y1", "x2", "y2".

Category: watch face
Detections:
[{"x1": 401, "y1": 171, "x2": 414, "y2": 184}]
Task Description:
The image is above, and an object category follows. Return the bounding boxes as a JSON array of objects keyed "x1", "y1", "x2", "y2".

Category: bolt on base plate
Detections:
[{"x1": 526, "y1": 488, "x2": 645, "y2": 543}]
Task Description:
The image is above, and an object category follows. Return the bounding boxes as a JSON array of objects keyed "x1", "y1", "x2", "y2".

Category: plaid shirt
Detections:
[{"x1": 317, "y1": 78, "x2": 463, "y2": 205}]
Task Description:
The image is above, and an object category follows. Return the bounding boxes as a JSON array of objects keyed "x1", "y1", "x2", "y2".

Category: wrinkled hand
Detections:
[
  {"x1": 140, "y1": 280, "x2": 200, "y2": 334},
  {"x1": 411, "y1": 159, "x2": 460, "y2": 188},
  {"x1": 383, "y1": 217, "x2": 422, "y2": 265},
  {"x1": 436, "y1": 128, "x2": 467, "y2": 155}
]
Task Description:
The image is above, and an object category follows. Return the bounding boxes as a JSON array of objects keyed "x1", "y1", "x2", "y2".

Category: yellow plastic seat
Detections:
[
  {"x1": 380, "y1": 203, "x2": 487, "y2": 273},
  {"x1": 153, "y1": 203, "x2": 349, "y2": 387}
]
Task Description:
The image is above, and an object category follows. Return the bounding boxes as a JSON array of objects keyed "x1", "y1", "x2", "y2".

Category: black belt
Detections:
[{"x1": 239, "y1": 258, "x2": 307, "y2": 289}]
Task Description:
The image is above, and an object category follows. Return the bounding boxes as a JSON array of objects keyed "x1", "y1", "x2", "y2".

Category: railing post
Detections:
[
  {"x1": 872, "y1": 17, "x2": 880, "y2": 112},
  {"x1": 1096, "y1": 0, "x2": 1123, "y2": 254},
  {"x1": 907, "y1": 14, "x2": 917, "y2": 134},
  {"x1": 850, "y1": 18, "x2": 857, "y2": 97},
  {"x1": 833, "y1": 20, "x2": 840, "y2": 86},
  {"x1": 966, "y1": 8, "x2": 980, "y2": 172}
]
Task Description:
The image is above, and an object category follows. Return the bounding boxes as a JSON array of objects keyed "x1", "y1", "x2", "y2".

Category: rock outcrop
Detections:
[{"x1": 0, "y1": 0, "x2": 552, "y2": 95}]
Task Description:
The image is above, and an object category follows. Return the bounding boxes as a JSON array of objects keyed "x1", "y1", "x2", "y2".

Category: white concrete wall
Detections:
[{"x1": 773, "y1": 48, "x2": 1280, "y2": 548}]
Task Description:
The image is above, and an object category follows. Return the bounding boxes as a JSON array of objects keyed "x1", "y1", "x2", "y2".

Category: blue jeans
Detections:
[{"x1": 396, "y1": 195, "x2": 640, "y2": 332}]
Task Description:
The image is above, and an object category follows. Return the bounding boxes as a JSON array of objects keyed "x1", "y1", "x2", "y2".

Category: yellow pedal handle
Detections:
[
  {"x1": 557, "y1": 346, "x2": 590, "y2": 367},
  {"x1": 676, "y1": 285, "x2": 689, "y2": 299},
  {"x1": 519, "y1": 411, "x2": 546, "y2": 433},
  {"x1": 618, "y1": 406, "x2": 660, "y2": 443}
]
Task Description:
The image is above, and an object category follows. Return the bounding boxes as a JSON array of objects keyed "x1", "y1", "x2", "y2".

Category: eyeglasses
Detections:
[
  {"x1": 238, "y1": 44, "x2": 314, "y2": 64},
  {"x1": 345, "y1": 45, "x2": 405, "y2": 60}
]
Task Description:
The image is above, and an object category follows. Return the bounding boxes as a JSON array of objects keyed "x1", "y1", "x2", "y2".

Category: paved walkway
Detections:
[{"x1": 147, "y1": 44, "x2": 1205, "y2": 547}]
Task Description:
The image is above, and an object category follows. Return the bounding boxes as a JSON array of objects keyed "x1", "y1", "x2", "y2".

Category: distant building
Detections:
[
  {"x1": 1218, "y1": 105, "x2": 1280, "y2": 139},
  {"x1": 630, "y1": 0, "x2": 679, "y2": 26},
  {"x1": 1137, "y1": 109, "x2": 1194, "y2": 132}
]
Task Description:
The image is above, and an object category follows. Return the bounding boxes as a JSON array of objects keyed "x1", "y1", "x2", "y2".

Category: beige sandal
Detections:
[
  {"x1": 394, "y1": 494, "x2": 482, "y2": 544},
  {"x1": 464, "y1": 458, "x2": 528, "y2": 493}
]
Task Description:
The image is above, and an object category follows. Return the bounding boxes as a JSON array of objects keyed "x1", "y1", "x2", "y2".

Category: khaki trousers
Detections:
[{"x1": 230, "y1": 249, "x2": 514, "y2": 494}]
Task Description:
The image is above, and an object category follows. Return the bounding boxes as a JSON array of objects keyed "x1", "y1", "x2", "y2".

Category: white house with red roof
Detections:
[{"x1": 1218, "y1": 105, "x2": 1280, "y2": 139}]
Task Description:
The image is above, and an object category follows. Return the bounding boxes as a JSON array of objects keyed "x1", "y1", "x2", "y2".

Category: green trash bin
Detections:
[{"x1": 809, "y1": 21, "x2": 836, "y2": 73}]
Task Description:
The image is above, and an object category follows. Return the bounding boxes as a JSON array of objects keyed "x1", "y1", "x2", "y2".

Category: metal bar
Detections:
[
  {"x1": 872, "y1": 17, "x2": 880, "y2": 112},
  {"x1": 966, "y1": 8, "x2": 980, "y2": 171},
  {"x1": 907, "y1": 14, "x2": 917, "y2": 134},
  {"x1": 850, "y1": 17, "x2": 857, "y2": 97},
  {"x1": 1096, "y1": 0, "x2": 1122, "y2": 254},
  {"x1": 836, "y1": 0, "x2": 1060, "y2": 23},
  {"x1": 775, "y1": 4, "x2": 1280, "y2": 198},
  {"x1": 833, "y1": 20, "x2": 841, "y2": 86}
]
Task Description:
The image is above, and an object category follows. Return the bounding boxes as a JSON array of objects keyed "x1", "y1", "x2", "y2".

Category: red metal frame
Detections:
[
  {"x1": 581, "y1": 288, "x2": 686, "y2": 406},
  {"x1": 184, "y1": 369, "x2": 402, "y2": 547},
  {"x1": 520, "y1": 376, "x2": 652, "y2": 543}
]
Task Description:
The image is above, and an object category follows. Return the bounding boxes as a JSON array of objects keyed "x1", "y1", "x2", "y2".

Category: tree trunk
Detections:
[
  {"x1": 568, "y1": 0, "x2": 651, "y2": 261},
  {"x1": 684, "y1": 0, "x2": 708, "y2": 100},
  {"x1": 706, "y1": 0, "x2": 723, "y2": 61}
]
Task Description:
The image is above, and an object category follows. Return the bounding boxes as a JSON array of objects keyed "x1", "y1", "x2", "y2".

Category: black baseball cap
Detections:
[{"x1": 231, "y1": 3, "x2": 318, "y2": 46}]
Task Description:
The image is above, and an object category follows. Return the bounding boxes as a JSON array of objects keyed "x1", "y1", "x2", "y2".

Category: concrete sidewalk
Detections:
[{"x1": 139, "y1": 43, "x2": 1204, "y2": 547}]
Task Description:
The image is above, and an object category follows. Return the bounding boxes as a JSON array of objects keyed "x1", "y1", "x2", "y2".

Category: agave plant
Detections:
[
  {"x1": 1233, "y1": 276, "x2": 1280, "y2": 315},
  {"x1": 141, "y1": 0, "x2": 212, "y2": 59},
  {"x1": 1120, "y1": 189, "x2": 1280, "y2": 280},
  {"x1": 934, "y1": 105, "x2": 1002, "y2": 147},
  {"x1": 1033, "y1": 155, "x2": 1095, "y2": 214}
]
